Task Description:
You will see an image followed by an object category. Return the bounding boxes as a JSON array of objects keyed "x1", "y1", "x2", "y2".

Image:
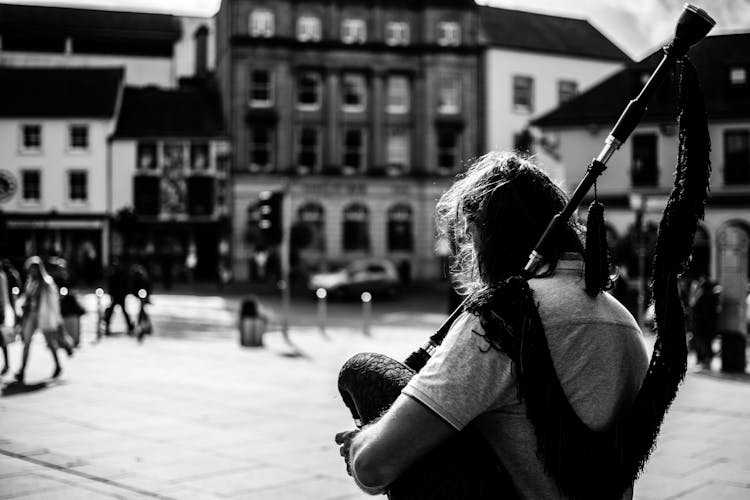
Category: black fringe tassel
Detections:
[{"x1": 584, "y1": 201, "x2": 609, "y2": 297}]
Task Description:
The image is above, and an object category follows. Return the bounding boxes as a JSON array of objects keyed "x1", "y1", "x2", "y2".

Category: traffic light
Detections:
[{"x1": 258, "y1": 190, "x2": 284, "y2": 245}]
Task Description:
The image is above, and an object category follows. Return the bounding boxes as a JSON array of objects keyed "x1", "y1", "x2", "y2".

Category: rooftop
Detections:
[
  {"x1": 533, "y1": 33, "x2": 750, "y2": 128},
  {"x1": 479, "y1": 6, "x2": 631, "y2": 62},
  {"x1": 0, "y1": 3, "x2": 181, "y2": 57},
  {"x1": 113, "y1": 85, "x2": 226, "y2": 138},
  {"x1": 0, "y1": 67, "x2": 123, "y2": 118}
]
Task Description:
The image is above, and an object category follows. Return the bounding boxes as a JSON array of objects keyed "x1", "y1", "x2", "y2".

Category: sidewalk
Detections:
[{"x1": 1, "y1": 324, "x2": 749, "y2": 499}]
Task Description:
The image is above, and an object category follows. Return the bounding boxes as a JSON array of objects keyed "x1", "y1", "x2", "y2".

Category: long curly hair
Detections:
[{"x1": 436, "y1": 152, "x2": 584, "y2": 296}]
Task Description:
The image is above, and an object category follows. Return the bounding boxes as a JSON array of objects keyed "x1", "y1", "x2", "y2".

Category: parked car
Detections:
[{"x1": 308, "y1": 259, "x2": 401, "y2": 299}]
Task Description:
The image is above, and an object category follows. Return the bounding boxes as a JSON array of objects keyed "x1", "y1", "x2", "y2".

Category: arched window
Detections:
[
  {"x1": 296, "y1": 202, "x2": 325, "y2": 251},
  {"x1": 387, "y1": 204, "x2": 413, "y2": 251},
  {"x1": 343, "y1": 203, "x2": 370, "y2": 251}
]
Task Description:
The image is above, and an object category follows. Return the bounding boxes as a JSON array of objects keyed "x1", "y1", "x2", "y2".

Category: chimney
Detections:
[{"x1": 194, "y1": 24, "x2": 209, "y2": 77}]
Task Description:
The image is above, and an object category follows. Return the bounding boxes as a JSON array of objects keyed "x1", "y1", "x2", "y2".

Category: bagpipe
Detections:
[{"x1": 338, "y1": 5, "x2": 715, "y2": 499}]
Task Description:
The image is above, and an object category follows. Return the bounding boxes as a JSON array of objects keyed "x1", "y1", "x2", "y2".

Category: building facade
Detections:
[
  {"x1": 216, "y1": 0, "x2": 482, "y2": 281},
  {"x1": 110, "y1": 84, "x2": 230, "y2": 284},
  {"x1": 0, "y1": 67, "x2": 123, "y2": 281},
  {"x1": 534, "y1": 33, "x2": 750, "y2": 328},
  {"x1": 479, "y1": 6, "x2": 629, "y2": 181}
]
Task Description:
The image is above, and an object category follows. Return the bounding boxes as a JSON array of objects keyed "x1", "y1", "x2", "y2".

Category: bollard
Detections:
[
  {"x1": 239, "y1": 296, "x2": 265, "y2": 347},
  {"x1": 361, "y1": 291, "x2": 372, "y2": 336},
  {"x1": 316, "y1": 288, "x2": 328, "y2": 337},
  {"x1": 95, "y1": 287, "x2": 104, "y2": 339}
]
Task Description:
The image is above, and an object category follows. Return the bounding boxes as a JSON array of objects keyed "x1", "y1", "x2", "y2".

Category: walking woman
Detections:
[{"x1": 15, "y1": 257, "x2": 68, "y2": 383}]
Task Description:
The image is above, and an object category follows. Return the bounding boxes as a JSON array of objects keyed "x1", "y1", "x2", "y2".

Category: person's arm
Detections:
[{"x1": 335, "y1": 393, "x2": 456, "y2": 494}]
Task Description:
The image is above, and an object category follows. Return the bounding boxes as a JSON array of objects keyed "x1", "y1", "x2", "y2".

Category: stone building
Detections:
[{"x1": 215, "y1": 0, "x2": 482, "y2": 281}]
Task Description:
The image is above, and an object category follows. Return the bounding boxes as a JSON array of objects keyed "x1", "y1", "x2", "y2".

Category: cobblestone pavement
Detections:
[{"x1": 1, "y1": 293, "x2": 748, "y2": 499}]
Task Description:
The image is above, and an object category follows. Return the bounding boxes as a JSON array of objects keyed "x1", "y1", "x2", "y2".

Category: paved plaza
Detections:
[{"x1": 0, "y1": 293, "x2": 749, "y2": 499}]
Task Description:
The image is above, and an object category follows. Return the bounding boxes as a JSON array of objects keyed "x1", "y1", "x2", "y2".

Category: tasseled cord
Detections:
[{"x1": 584, "y1": 182, "x2": 609, "y2": 297}]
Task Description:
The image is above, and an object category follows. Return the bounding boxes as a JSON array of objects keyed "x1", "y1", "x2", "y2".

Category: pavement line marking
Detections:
[{"x1": 0, "y1": 448, "x2": 175, "y2": 500}]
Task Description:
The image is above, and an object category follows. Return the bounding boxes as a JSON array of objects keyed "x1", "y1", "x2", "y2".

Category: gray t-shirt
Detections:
[{"x1": 403, "y1": 258, "x2": 649, "y2": 499}]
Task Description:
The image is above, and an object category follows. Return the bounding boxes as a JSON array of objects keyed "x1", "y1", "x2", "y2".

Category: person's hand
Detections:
[{"x1": 335, "y1": 429, "x2": 360, "y2": 476}]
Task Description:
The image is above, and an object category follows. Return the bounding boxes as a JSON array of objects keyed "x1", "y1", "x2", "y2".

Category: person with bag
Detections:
[{"x1": 14, "y1": 257, "x2": 69, "y2": 383}]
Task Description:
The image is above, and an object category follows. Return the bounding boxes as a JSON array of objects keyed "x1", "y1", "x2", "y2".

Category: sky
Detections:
[{"x1": 1, "y1": 0, "x2": 749, "y2": 60}]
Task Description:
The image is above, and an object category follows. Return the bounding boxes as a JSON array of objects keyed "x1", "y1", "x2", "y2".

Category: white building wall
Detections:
[
  {"x1": 0, "y1": 118, "x2": 113, "y2": 213},
  {"x1": 0, "y1": 52, "x2": 174, "y2": 87},
  {"x1": 485, "y1": 48, "x2": 623, "y2": 151},
  {"x1": 109, "y1": 140, "x2": 137, "y2": 212}
]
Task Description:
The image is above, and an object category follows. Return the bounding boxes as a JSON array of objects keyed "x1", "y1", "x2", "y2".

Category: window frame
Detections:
[
  {"x1": 68, "y1": 124, "x2": 89, "y2": 152},
  {"x1": 387, "y1": 203, "x2": 414, "y2": 252},
  {"x1": 436, "y1": 127, "x2": 460, "y2": 174},
  {"x1": 386, "y1": 127, "x2": 411, "y2": 173},
  {"x1": 729, "y1": 66, "x2": 747, "y2": 86},
  {"x1": 67, "y1": 169, "x2": 89, "y2": 204},
  {"x1": 296, "y1": 71, "x2": 323, "y2": 111},
  {"x1": 297, "y1": 15, "x2": 322, "y2": 42},
  {"x1": 249, "y1": 8, "x2": 275, "y2": 38},
  {"x1": 342, "y1": 203, "x2": 370, "y2": 252},
  {"x1": 249, "y1": 69, "x2": 274, "y2": 107},
  {"x1": 723, "y1": 129, "x2": 750, "y2": 185},
  {"x1": 249, "y1": 126, "x2": 274, "y2": 173},
  {"x1": 385, "y1": 21, "x2": 410, "y2": 46},
  {"x1": 437, "y1": 76, "x2": 461, "y2": 114},
  {"x1": 21, "y1": 169, "x2": 41, "y2": 203},
  {"x1": 386, "y1": 74, "x2": 411, "y2": 114},
  {"x1": 137, "y1": 141, "x2": 158, "y2": 171},
  {"x1": 557, "y1": 79, "x2": 578, "y2": 105},
  {"x1": 297, "y1": 126, "x2": 321, "y2": 173},
  {"x1": 190, "y1": 142, "x2": 210, "y2": 170},
  {"x1": 342, "y1": 73, "x2": 367, "y2": 113},
  {"x1": 20, "y1": 124, "x2": 42, "y2": 153},
  {"x1": 342, "y1": 128, "x2": 367, "y2": 173},
  {"x1": 341, "y1": 18, "x2": 367, "y2": 44},
  {"x1": 631, "y1": 132, "x2": 659, "y2": 187},
  {"x1": 512, "y1": 75, "x2": 534, "y2": 114},
  {"x1": 436, "y1": 21, "x2": 461, "y2": 47}
]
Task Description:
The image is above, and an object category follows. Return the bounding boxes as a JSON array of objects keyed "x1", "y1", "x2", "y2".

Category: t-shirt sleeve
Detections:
[{"x1": 402, "y1": 312, "x2": 518, "y2": 430}]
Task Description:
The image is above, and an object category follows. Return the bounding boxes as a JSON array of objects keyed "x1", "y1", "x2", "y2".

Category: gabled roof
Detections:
[
  {"x1": 533, "y1": 33, "x2": 750, "y2": 128},
  {"x1": 479, "y1": 6, "x2": 630, "y2": 62},
  {"x1": 0, "y1": 67, "x2": 123, "y2": 118},
  {"x1": 113, "y1": 86, "x2": 227, "y2": 138},
  {"x1": 0, "y1": 3, "x2": 181, "y2": 57}
]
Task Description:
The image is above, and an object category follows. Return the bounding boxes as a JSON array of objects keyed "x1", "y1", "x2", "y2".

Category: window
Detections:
[
  {"x1": 21, "y1": 124, "x2": 41, "y2": 151},
  {"x1": 69, "y1": 124, "x2": 89, "y2": 150},
  {"x1": 558, "y1": 80, "x2": 578, "y2": 105},
  {"x1": 297, "y1": 127, "x2": 320, "y2": 172},
  {"x1": 21, "y1": 170, "x2": 41, "y2": 202},
  {"x1": 386, "y1": 75, "x2": 410, "y2": 114},
  {"x1": 342, "y1": 129, "x2": 365, "y2": 173},
  {"x1": 249, "y1": 127, "x2": 273, "y2": 172},
  {"x1": 437, "y1": 128, "x2": 460, "y2": 173},
  {"x1": 68, "y1": 170, "x2": 88, "y2": 202},
  {"x1": 191, "y1": 142, "x2": 209, "y2": 169},
  {"x1": 387, "y1": 204, "x2": 413, "y2": 251},
  {"x1": 724, "y1": 130, "x2": 750, "y2": 185},
  {"x1": 437, "y1": 76, "x2": 461, "y2": 114},
  {"x1": 437, "y1": 21, "x2": 460, "y2": 46},
  {"x1": 387, "y1": 128, "x2": 410, "y2": 172},
  {"x1": 385, "y1": 21, "x2": 410, "y2": 46},
  {"x1": 343, "y1": 203, "x2": 370, "y2": 251},
  {"x1": 297, "y1": 71, "x2": 322, "y2": 110},
  {"x1": 250, "y1": 9, "x2": 274, "y2": 37},
  {"x1": 730, "y1": 66, "x2": 747, "y2": 86},
  {"x1": 249, "y1": 70, "x2": 273, "y2": 107},
  {"x1": 342, "y1": 18, "x2": 366, "y2": 44},
  {"x1": 513, "y1": 75, "x2": 534, "y2": 113},
  {"x1": 297, "y1": 203, "x2": 326, "y2": 251},
  {"x1": 137, "y1": 142, "x2": 157, "y2": 170},
  {"x1": 342, "y1": 73, "x2": 367, "y2": 112},
  {"x1": 297, "y1": 16, "x2": 322, "y2": 42},
  {"x1": 631, "y1": 133, "x2": 658, "y2": 186}
]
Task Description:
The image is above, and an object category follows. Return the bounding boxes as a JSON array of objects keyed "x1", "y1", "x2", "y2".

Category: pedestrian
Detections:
[
  {"x1": 688, "y1": 275, "x2": 721, "y2": 370},
  {"x1": 129, "y1": 263, "x2": 153, "y2": 342},
  {"x1": 14, "y1": 257, "x2": 70, "y2": 383},
  {"x1": 335, "y1": 152, "x2": 650, "y2": 498},
  {"x1": 0, "y1": 260, "x2": 22, "y2": 376},
  {"x1": 103, "y1": 259, "x2": 134, "y2": 336}
]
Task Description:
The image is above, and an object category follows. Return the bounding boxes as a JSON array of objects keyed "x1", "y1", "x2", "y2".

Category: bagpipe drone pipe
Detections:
[{"x1": 338, "y1": 5, "x2": 715, "y2": 499}]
